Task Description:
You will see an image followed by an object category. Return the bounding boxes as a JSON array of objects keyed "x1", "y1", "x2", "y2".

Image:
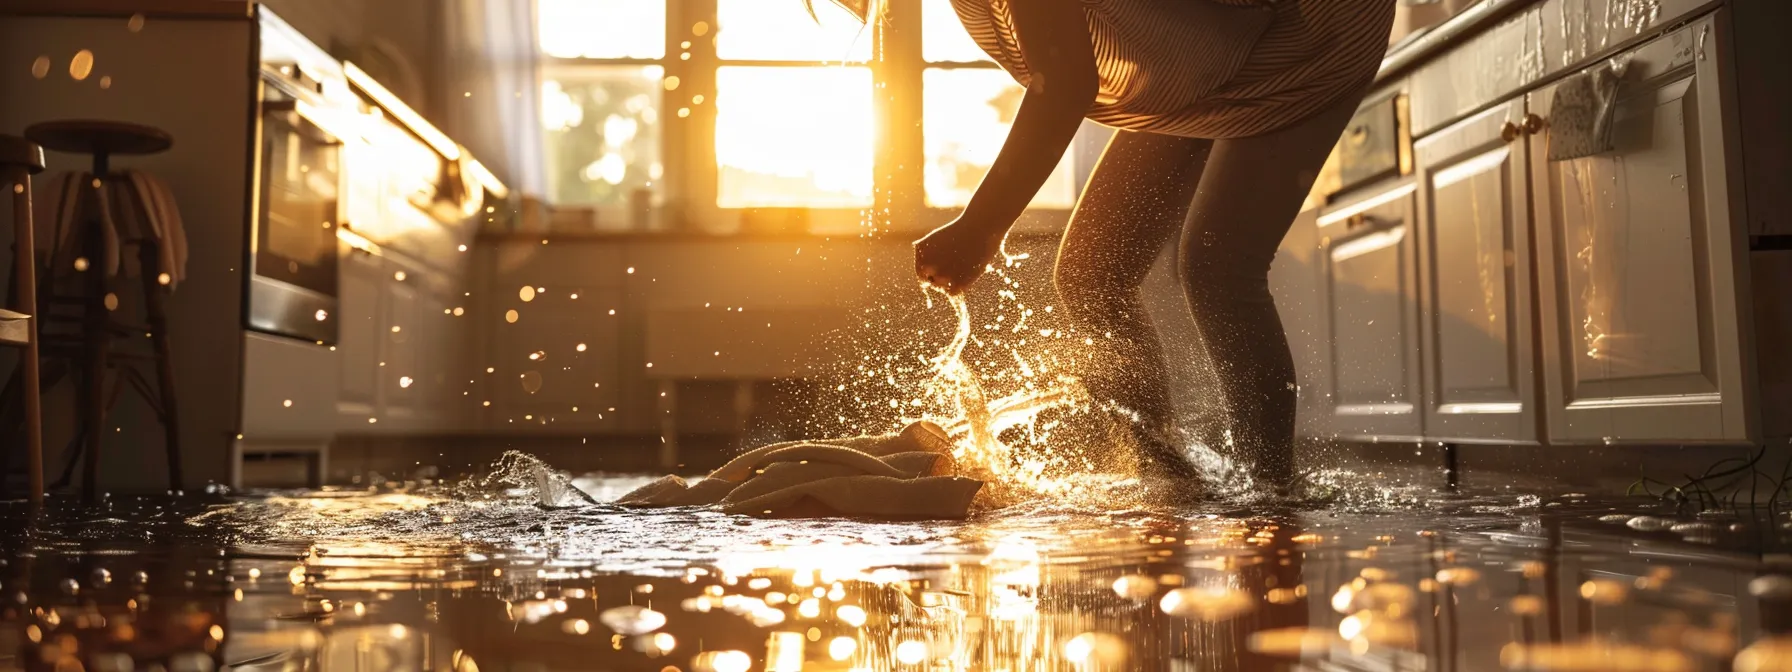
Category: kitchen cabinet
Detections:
[
  {"x1": 1414, "y1": 99, "x2": 1541, "y2": 444},
  {"x1": 1528, "y1": 16, "x2": 1754, "y2": 444},
  {"x1": 336, "y1": 244, "x2": 479, "y2": 434},
  {"x1": 1316, "y1": 178, "x2": 1426, "y2": 440},
  {"x1": 1270, "y1": 208, "x2": 1333, "y2": 438},
  {"x1": 336, "y1": 245, "x2": 383, "y2": 423},
  {"x1": 477, "y1": 241, "x2": 627, "y2": 432},
  {"x1": 379, "y1": 264, "x2": 420, "y2": 422}
]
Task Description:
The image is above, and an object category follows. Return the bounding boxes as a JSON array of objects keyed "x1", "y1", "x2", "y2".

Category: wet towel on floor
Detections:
[{"x1": 612, "y1": 421, "x2": 986, "y2": 520}]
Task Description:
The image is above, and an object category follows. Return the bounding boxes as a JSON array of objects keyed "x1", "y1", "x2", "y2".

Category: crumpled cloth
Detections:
[{"x1": 614, "y1": 421, "x2": 985, "y2": 520}]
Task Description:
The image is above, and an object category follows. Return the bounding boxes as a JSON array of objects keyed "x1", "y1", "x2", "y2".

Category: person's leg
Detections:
[
  {"x1": 1055, "y1": 129, "x2": 1213, "y2": 472},
  {"x1": 1179, "y1": 95, "x2": 1361, "y2": 486}
]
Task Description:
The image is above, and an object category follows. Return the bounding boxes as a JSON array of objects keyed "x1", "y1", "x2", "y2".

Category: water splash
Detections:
[{"x1": 456, "y1": 450, "x2": 596, "y2": 508}]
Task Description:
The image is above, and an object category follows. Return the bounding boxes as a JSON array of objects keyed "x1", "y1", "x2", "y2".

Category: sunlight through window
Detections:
[
  {"x1": 715, "y1": 66, "x2": 873, "y2": 208},
  {"x1": 922, "y1": 72, "x2": 1077, "y2": 209},
  {"x1": 541, "y1": 66, "x2": 664, "y2": 207},
  {"x1": 716, "y1": 0, "x2": 871, "y2": 62},
  {"x1": 922, "y1": 0, "x2": 992, "y2": 63},
  {"x1": 537, "y1": 0, "x2": 664, "y2": 59},
  {"x1": 535, "y1": 0, "x2": 1092, "y2": 220}
]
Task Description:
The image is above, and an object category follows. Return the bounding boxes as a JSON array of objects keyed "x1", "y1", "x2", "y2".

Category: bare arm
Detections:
[
  {"x1": 914, "y1": 1, "x2": 1097, "y2": 292},
  {"x1": 961, "y1": 1, "x2": 1098, "y2": 233}
]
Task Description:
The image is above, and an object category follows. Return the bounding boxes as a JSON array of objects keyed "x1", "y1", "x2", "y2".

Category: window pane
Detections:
[
  {"x1": 538, "y1": 0, "x2": 664, "y2": 59},
  {"x1": 541, "y1": 66, "x2": 664, "y2": 208},
  {"x1": 716, "y1": 0, "x2": 871, "y2": 62},
  {"x1": 924, "y1": 69, "x2": 1078, "y2": 209},
  {"x1": 923, "y1": 0, "x2": 992, "y2": 63},
  {"x1": 716, "y1": 66, "x2": 873, "y2": 208}
]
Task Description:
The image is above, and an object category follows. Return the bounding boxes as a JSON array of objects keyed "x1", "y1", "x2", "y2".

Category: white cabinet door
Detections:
[
  {"x1": 488, "y1": 296, "x2": 622, "y2": 432},
  {"x1": 378, "y1": 261, "x2": 420, "y2": 425},
  {"x1": 1317, "y1": 178, "x2": 1426, "y2": 440},
  {"x1": 1529, "y1": 16, "x2": 1754, "y2": 444},
  {"x1": 414, "y1": 287, "x2": 456, "y2": 431},
  {"x1": 1270, "y1": 208, "x2": 1334, "y2": 439},
  {"x1": 1415, "y1": 100, "x2": 1541, "y2": 444},
  {"x1": 336, "y1": 246, "x2": 383, "y2": 425}
]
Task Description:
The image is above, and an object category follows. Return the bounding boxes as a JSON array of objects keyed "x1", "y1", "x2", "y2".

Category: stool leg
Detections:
[
  {"x1": 138, "y1": 242, "x2": 182, "y2": 491},
  {"x1": 78, "y1": 181, "x2": 109, "y2": 501},
  {"x1": 8, "y1": 167, "x2": 44, "y2": 507}
]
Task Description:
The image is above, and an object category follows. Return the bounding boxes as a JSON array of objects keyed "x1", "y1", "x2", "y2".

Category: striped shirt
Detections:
[{"x1": 950, "y1": 0, "x2": 1396, "y2": 138}]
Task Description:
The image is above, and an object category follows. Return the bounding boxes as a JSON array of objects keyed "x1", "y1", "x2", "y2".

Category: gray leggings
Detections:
[{"x1": 1053, "y1": 94, "x2": 1362, "y2": 483}]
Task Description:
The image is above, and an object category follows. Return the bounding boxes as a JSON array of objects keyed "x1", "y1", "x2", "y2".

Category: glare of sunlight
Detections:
[
  {"x1": 717, "y1": 0, "x2": 870, "y2": 62},
  {"x1": 923, "y1": 0, "x2": 992, "y2": 62},
  {"x1": 537, "y1": 0, "x2": 665, "y2": 59},
  {"x1": 923, "y1": 69, "x2": 1079, "y2": 208},
  {"x1": 715, "y1": 67, "x2": 874, "y2": 208}
]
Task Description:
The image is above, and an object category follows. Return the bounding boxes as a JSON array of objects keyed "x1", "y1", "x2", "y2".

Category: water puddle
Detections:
[{"x1": 7, "y1": 466, "x2": 1792, "y2": 671}]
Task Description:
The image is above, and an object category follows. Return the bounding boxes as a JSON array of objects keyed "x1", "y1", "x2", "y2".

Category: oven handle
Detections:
[{"x1": 263, "y1": 99, "x2": 345, "y2": 146}]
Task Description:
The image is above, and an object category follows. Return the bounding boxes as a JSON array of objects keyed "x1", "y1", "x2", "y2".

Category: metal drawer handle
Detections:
[
  {"x1": 1501, "y1": 121, "x2": 1522, "y2": 143},
  {"x1": 1345, "y1": 213, "x2": 1393, "y2": 229}
]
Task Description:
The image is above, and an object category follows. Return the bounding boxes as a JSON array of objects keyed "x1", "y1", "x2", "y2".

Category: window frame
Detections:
[{"x1": 536, "y1": 0, "x2": 1106, "y2": 236}]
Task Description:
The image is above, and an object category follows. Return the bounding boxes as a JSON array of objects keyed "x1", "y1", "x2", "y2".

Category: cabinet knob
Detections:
[
  {"x1": 1523, "y1": 113, "x2": 1546, "y2": 134},
  {"x1": 1501, "y1": 121, "x2": 1522, "y2": 143}
]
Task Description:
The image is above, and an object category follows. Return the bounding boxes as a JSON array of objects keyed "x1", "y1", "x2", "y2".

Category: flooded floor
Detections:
[{"x1": 5, "y1": 462, "x2": 1792, "y2": 672}]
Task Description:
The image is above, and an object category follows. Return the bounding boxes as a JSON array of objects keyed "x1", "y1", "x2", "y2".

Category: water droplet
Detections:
[
  {"x1": 69, "y1": 49, "x2": 94, "y2": 81},
  {"x1": 1112, "y1": 574, "x2": 1157, "y2": 601},
  {"x1": 600, "y1": 605, "x2": 666, "y2": 635},
  {"x1": 1160, "y1": 587, "x2": 1253, "y2": 621},
  {"x1": 1749, "y1": 576, "x2": 1792, "y2": 600}
]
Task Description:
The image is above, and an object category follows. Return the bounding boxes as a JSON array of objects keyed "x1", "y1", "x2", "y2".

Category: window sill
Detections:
[{"x1": 487, "y1": 202, "x2": 1075, "y2": 240}]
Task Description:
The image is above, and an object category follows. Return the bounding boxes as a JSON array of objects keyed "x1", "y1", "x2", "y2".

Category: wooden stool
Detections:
[
  {"x1": 0, "y1": 134, "x2": 46, "y2": 506},
  {"x1": 23, "y1": 120, "x2": 180, "y2": 500}
]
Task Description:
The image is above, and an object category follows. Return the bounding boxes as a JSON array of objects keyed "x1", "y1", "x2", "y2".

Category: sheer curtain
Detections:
[{"x1": 441, "y1": 0, "x2": 546, "y2": 197}]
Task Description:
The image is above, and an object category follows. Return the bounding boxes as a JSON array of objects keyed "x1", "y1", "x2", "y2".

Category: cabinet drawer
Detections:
[
  {"x1": 1337, "y1": 94, "x2": 1411, "y2": 191},
  {"x1": 1317, "y1": 179, "x2": 1425, "y2": 440}
]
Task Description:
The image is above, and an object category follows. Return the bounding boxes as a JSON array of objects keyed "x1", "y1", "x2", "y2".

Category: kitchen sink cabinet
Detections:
[
  {"x1": 1315, "y1": 178, "x2": 1427, "y2": 441},
  {"x1": 1414, "y1": 99, "x2": 1542, "y2": 444},
  {"x1": 1527, "y1": 16, "x2": 1755, "y2": 444},
  {"x1": 335, "y1": 246, "x2": 476, "y2": 434}
]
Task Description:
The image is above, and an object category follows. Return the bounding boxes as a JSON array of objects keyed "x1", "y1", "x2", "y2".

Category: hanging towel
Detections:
[
  {"x1": 122, "y1": 170, "x2": 187, "y2": 287},
  {"x1": 45, "y1": 172, "x2": 122, "y2": 278},
  {"x1": 40, "y1": 170, "x2": 188, "y2": 287},
  {"x1": 1548, "y1": 60, "x2": 1628, "y2": 161}
]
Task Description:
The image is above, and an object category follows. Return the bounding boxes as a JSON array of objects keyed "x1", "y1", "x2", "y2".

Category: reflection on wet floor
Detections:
[{"x1": 6, "y1": 470, "x2": 1792, "y2": 671}]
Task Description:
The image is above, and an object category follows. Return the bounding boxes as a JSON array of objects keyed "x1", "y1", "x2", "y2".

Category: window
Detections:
[
  {"x1": 540, "y1": 66, "x2": 664, "y2": 208},
  {"x1": 536, "y1": 0, "x2": 1099, "y2": 230},
  {"x1": 714, "y1": 0, "x2": 873, "y2": 208},
  {"x1": 537, "y1": 0, "x2": 666, "y2": 212}
]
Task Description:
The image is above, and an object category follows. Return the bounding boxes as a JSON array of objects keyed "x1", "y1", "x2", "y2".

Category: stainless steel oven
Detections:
[{"x1": 249, "y1": 65, "x2": 341, "y2": 344}]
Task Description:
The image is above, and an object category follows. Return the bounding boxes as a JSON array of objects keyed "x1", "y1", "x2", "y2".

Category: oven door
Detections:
[{"x1": 250, "y1": 97, "x2": 342, "y2": 344}]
